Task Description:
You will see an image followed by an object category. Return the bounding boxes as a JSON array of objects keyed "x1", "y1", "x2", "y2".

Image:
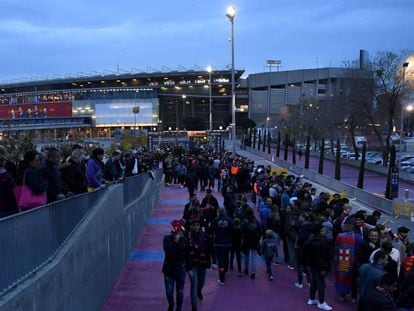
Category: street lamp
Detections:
[
  {"x1": 180, "y1": 94, "x2": 186, "y2": 129},
  {"x1": 132, "y1": 106, "x2": 140, "y2": 136},
  {"x1": 401, "y1": 62, "x2": 409, "y2": 136},
  {"x1": 226, "y1": 5, "x2": 236, "y2": 155},
  {"x1": 207, "y1": 65, "x2": 213, "y2": 131}
]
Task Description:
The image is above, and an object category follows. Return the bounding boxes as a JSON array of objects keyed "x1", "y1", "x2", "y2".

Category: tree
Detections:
[
  {"x1": 343, "y1": 51, "x2": 413, "y2": 165},
  {"x1": 283, "y1": 133, "x2": 289, "y2": 161},
  {"x1": 305, "y1": 135, "x2": 310, "y2": 169},
  {"x1": 276, "y1": 132, "x2": 281, "y2": 158},
  {"x1": 292, "y1": 138, "x2": 296, "y2": 164},
  {"x1": 318, "y1": 138, "x2": 325, "y2": 174},
  {"x1": 357, "y1": 142, "x2": 367, "y2": 189},
  {"x1": 252, "y1": 128, "x2": 257, "y2": 149},
  {"x1": 335, "y1": 139, "x2": 341, "y2": 180}
]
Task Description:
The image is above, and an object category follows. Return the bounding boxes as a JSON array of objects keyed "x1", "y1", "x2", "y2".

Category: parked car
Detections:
[
  {"x1": 397, "y1": 155, "x2": 414, "y2": 164},
  {"x1": 401, "y1": 166, "x2": 414, "y2": 174},
  {"x1": 366, "y1": 157, "x2": 383, "y2": 165},
  {"x1": 400, "y1": 158, "x2": 414, "y2": 168}
]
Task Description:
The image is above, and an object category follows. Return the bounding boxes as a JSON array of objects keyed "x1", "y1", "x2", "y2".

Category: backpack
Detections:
[{"x1": 246, "y1": 219, "x2": 262, "y2": 239}]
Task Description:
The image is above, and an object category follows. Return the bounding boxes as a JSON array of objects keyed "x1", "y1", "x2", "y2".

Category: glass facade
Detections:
[{"x1": 94, "y1": 99, "x2": 159, "y2": 127}]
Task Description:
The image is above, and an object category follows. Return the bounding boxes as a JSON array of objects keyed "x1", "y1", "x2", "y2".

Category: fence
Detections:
[{"x1": 0, "y1": 168, "x2": 163, "y2": 299}]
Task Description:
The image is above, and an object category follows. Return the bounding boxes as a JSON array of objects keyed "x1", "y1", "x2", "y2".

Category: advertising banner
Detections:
[{"x1": 0, "y1": 102, "x2": 73, "y2": 120}]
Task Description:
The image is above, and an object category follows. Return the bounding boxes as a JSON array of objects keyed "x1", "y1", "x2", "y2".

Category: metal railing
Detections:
[
  {"x1": 123, "y1": 169, "x2": 163, "y2": 206},
  {"x1": 0, "y1": 169, "x2": 163, "y2": 297},
  {"x1": 0, "y1": 187, "x2": 104, "y2": 295}
]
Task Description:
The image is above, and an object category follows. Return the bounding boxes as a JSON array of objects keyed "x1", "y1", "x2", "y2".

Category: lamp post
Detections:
[
  {"x1": 226, "y1": 5, "x2": 236, "y2": 155},
  {"x1": 207, "y1": 66, "x2": 213, "y2": 131},
  {"x1": 132, "y1": 106, "x2": 140, "y2": 136},
  {"x1": 401, "y1": 62, "x2": 409, "y2": 136},
  {"x1": 181, "y1": 94, "x2": 186, "y2": 130}
]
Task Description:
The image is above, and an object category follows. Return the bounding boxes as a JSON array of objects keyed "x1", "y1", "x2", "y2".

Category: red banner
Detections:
[{"x1": 0, "y1": 102, "x2": 73, "y2": 120}]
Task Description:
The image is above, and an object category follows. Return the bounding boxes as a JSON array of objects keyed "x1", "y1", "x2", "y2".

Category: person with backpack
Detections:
[
  {"x1": 262, "y1": 229, "x2": 278, "y2": 281},
  {"x1": 241, "y1": 206, "x2": 263, "y2": 280},
  {"x1": 229, "y1": 218, "x2": 243, "y2": 276}
]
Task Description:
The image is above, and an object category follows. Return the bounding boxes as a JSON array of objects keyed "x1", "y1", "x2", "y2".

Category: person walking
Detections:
[
  {"x1": 303, "y1": 224, "x2": 333, "y2": 311},
  {"x1": 162, "y1": 220, "x2": 190, "y2": 311},
  {"x1": 241, "y1": 207, "x2": 263, "y2": 280},
  {"x1": 211, "y1": 208, "x2": 234, "y2": 285},
  {"x1": 187, "y1": 217, "x2": 211, "y2": 311}
]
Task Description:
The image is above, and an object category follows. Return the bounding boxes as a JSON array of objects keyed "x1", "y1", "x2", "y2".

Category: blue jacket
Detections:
[
  {"x1": 259, "y1": 204, "x2": 271, "y2": 229},
  {"x1": 359, "y1": 263, "x2": 385, "y2": 302}
]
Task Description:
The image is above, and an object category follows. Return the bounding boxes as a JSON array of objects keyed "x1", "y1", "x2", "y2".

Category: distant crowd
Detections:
[
  {"x1": 0, "y1": 144, "x2": 159, "y2": 218},
  {"x1": 161, "y1": 146, "x2": 414, "y2": 311}
]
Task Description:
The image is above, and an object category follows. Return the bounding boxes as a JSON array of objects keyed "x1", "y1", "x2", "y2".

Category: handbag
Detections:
[{"x1": 14, "y1": 170, "x2": 47, "y2": 211}]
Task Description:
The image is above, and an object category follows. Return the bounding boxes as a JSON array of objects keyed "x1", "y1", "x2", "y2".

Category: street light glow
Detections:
[
  {"x1": 226, "y1": 6, "x2": 236, "y2": 20},
  {"x1": 207, "y1": 65, "x2": 212, "y2": 73},
  {"x1": 406, "y1": 104, "x2": 414, "y2": 112}
]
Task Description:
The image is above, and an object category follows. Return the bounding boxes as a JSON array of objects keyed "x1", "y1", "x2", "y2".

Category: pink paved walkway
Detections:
[{"x1": 102, "y1": 185, "x2": 356, "y2": 311}]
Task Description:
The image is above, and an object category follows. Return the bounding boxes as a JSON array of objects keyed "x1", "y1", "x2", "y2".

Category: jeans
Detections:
[
  {"x1": 164, "y1": 270, "x2": 186, "y2": 311},
  {"x1": 190, "y1": 266, "x2": 207, "y2": 307},
  {"x1": 309, "y1": 268, "x2": 326, "y2": 304},
  {"x1": 272, "y1": 232, "x2": 280, "y2": 259},
  {"x1": 286, "y1": 237, "x2": 296, "y2": 267},
  {"x1": 243, "y1": 249, "x2": 258, "y2": 274},
  {"x1": 295, "y1": 248, "x2": 310, "y2": 285},
  {"x1": 215, "y1": 245, "x2": 231, "y2": 282},
  {"x1": 265, "y1": 256, "x2": 274, "y2": 276},
  {"x1": 230, "y1": 248, "x2": 241, "y2": 272}
]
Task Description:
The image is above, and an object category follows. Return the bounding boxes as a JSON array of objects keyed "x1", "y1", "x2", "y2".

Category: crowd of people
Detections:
[
  {"x1": 0, "y1": 144, "x2": 159, "y2": 218},
  {"x1": 161, "y1": 147, "x2": 414, "y2": 311}
]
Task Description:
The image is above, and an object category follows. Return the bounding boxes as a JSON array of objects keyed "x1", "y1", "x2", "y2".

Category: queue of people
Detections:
[
  {"x1": 162, "y1": 146, "x2": 414, "y2": 311},
  {"x1": 0, "y1": 144, "x2": 159, "y2": 218}
]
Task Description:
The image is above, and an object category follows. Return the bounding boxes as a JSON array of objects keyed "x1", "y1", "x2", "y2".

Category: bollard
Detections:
[
  {"x1": 411, "y1": 210, "x2": 414, "y2": 223},
  {"x1": 405, "y1": 189, "x2": 410, "y2": 200}
]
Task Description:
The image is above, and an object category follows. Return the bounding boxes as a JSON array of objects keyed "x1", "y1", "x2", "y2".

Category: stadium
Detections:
[{"x1": 0, "y1": 68, "x2": 245, "y2": 142}]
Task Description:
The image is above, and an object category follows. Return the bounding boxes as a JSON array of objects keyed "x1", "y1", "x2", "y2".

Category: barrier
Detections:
[
  {"x1": 0, "y1": 169, "x2": 164, "y2": 311},
  {"x1": 0, "y1": 187, "x2": 104, "y2": 296},
  {"x1": 393, "y1": 199, "x2": 414, "y2": 218}
]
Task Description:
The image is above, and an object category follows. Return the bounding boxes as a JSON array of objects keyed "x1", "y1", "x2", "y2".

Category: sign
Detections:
[
  {"x1": 391, "y1": 167, "x2": 399, "y2": 198},
  {"x1": 393, "y1": 199, "x2": 414, "y2": 218},
  {"x1": 0, "y1": 102, "x2": 73, "y2": 120}
]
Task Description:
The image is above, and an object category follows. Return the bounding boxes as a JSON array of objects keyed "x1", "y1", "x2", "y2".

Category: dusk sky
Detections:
[{"x1": 0, "y1": 0, "x2": 413, "y2": 81}]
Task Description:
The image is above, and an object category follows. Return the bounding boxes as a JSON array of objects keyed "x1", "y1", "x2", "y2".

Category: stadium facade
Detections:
[
  {"x1": 0, "y1": 66, "x2": 361, "y2": 141},
  {"x1": 0, "y1": 69, "x2": 245, "y2": 140}
]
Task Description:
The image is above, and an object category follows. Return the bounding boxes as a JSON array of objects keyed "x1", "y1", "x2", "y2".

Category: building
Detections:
[
  {"x1": 245, "y1": 67, "x2": 362, "y2": 129},
  {"x1": 0, "y1": 69, "x2": 244, "y2": 141}
]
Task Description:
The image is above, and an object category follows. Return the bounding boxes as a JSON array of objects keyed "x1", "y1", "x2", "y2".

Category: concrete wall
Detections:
[
  {"x1": 243, "y1": 145, "x2": 394, "y2": 215},
  {"x1": 0, "y1": 173, "x2": 163, "y2": 311}
]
